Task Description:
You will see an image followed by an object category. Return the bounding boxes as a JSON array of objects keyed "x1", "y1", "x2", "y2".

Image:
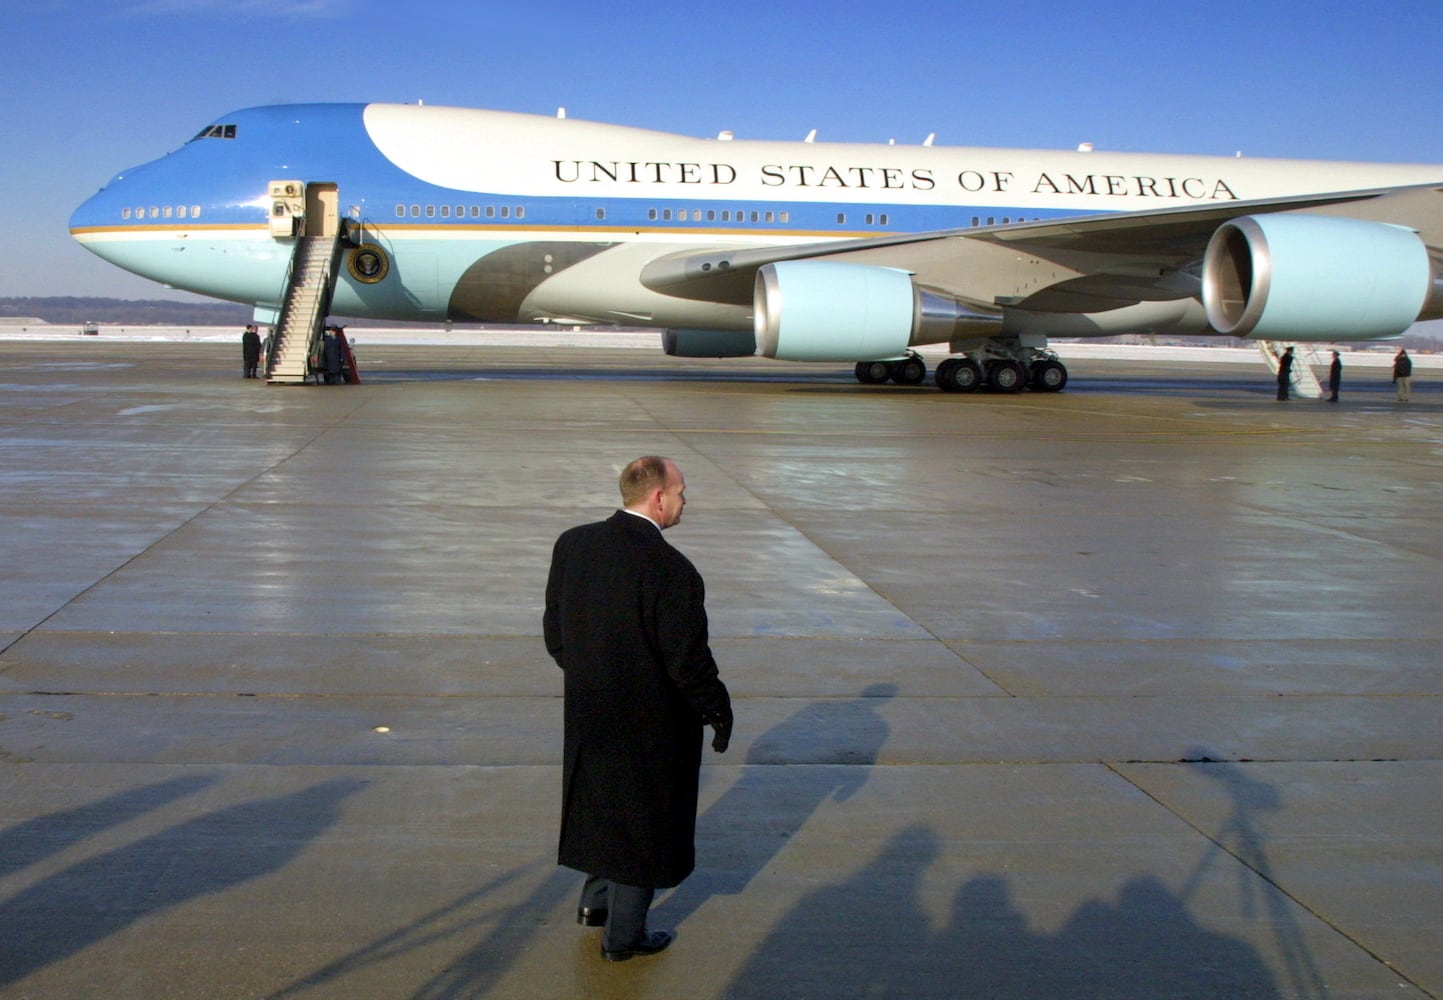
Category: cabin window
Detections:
[
  {"x1": 516, "y1": 206, "x2": 525, "y2": 219},
  {"x1": 706, "y1": 210, "x2": 716, "y2": 222},
  {"x1": 596, "y1": 208, "x2": 606, "y2": 220},
  {"x1": 410, "y1": 205, "x2": 420, "y2": 217},
  {"x1": 500, "y1": 206, "x2": 510, "y2": 219},
  {"x1": 836, "y1": 213, "x2": 846, "y2": 224},
  {"x1": 470, "y1": 205, "x2": 480, "y2": 217},
  {"x1": 122, "y1": 208, "x2": 131, "y2": 220},
  {"x1": 440, "y1": 205, "x2": 451, "y2": 218}
]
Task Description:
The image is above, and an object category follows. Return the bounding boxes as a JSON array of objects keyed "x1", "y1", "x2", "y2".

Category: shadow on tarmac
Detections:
[
  {"x1": 0, "y1": 774, "x2": 214, "y2": 881},
  {"x1": 725, "y1": 826, "x2": 1284, "y2": 1000},
  {"x1": 656, "y1": 684, "x2": 898, "y2": 928},
  {"x1": 258, "y1": 714, "x2": 1313, "y2": 999},
  {"x1": 0, "y1": 778, "x2": 364, "y2": 990},
  {"x1": 0, "y1": 745, "x2": 1318, "y2": 997},
  {"x1": 269, "y1": 857, "x2": 567, "y2": 1000}
]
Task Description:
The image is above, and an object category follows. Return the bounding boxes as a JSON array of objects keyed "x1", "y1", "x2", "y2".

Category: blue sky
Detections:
[{"x1": 6, "y1": 0, "x2": 1443, "y2": 300}]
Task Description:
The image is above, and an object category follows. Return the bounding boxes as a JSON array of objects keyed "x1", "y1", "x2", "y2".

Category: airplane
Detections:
[{"x1": 70, "y1": 102, "x2": 1443, "y2": 390}]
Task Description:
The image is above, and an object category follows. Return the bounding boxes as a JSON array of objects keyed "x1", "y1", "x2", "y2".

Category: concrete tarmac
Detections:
[{"x1": 0, "y1": 339, "x2": 1439, "y2": 999}]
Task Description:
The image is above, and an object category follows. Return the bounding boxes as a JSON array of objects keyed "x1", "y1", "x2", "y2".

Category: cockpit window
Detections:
[{"x1": 191, "y1": 124, "x2": 237, "y2": 141}]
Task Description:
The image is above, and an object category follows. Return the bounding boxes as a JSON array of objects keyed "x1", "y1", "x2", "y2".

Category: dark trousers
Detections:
[{"x1": 580, "y1": 876, "x2": 655, "y2": 950}]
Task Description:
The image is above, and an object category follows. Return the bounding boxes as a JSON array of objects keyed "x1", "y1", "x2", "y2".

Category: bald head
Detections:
[{"x1": 620, "y1": 455, "x2": 687, "y2": 529}]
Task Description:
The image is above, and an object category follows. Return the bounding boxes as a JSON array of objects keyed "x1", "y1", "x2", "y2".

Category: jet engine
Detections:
[
  {"x1": 754, "y1": 260, "x2": 1002, "y2": 361},
  {"x1": 1202, "y1": 214, "x2": 1435, "y2": 341}
]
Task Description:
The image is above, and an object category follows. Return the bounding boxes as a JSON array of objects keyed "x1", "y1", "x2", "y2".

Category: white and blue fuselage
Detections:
[{"x1": 70, "y1": 102, "x2": 1443, "y2": 384}]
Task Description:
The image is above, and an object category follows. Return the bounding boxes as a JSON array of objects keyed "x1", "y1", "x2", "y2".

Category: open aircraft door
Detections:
[{"x1": 267, "y1": 181, "x2": 339, "y2": 239}]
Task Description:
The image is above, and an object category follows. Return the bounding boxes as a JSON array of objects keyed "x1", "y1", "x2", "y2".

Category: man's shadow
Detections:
[{"x1": 654, "y1": 683, "x2": 897, "y2": 927}]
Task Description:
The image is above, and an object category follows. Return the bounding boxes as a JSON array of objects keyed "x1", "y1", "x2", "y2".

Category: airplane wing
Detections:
[{"x1": 640, "y1": 183, "x2": 1442, "y2": 314}]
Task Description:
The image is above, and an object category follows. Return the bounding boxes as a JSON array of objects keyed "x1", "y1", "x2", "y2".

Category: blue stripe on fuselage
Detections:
[{"x1": 71, "y1": 103, "x2": 1070, "y2": 236}]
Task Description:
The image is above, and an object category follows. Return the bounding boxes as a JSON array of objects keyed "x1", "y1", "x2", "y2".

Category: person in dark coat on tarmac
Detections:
[
  {"x1": 241, "y1": 324, "x2": 261, "y2": 378},
  {"x1": 543, "y1": 455, "x2": 733, "y2": 962},
  {"x1": 1276, "y1": 346, "x2": 1294, "y2": 400},
  {"x1": 1393, "y1": 348, "x2": 1413, "y2": 401}
]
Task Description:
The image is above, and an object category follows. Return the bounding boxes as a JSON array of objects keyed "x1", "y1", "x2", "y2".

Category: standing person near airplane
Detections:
[
  {"x1": 241, "y1": 323, "x2": 260, "y2": 379},
  {"x1": 1328, "y1": 351, "x2": 1343, "y2": 402},
  {"x1": 543, "y1": 455, "x2": 733, "y2": 962},
  {"x1": 1277, "y1": 346, "x2": 1295, "y2": 401},
  {"x1": 1393, "y1": 348, "x2": 1413, "y2": 402}
]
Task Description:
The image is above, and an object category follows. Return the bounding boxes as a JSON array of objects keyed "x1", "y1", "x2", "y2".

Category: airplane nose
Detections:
[
  {"x1": 70, "y1": 183, "x2": 146, "y2": 278},
  {"x1": 72, "y1": 187, "x2": 108, "y2": 231}
]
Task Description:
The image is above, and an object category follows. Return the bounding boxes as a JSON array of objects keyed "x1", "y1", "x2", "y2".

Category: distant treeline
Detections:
[{"x1": 0, "y1": 297, "x2": 251, "y2": 327}]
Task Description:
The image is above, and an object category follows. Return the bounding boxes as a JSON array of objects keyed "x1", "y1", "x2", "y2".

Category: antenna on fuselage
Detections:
[
  {"x1": 923, "y1": 133, "x2": 935, "y2": 147},
  {"x1": 804, "y1": 129, "x2": 816, "y2": 143},
  {"x1": 557, "y1": 107, "x2": 567, "y2": 119}
]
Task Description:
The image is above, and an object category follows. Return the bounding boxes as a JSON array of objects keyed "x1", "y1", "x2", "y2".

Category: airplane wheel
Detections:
[
  {"x1": 987, "y1": 359, "x2": 1027, "y2": 393},
  {"x1": 891, "y1": 357, "x2": 927, "y2": 385},
  {"x1": 1029, "y1": 359, "x2": 1068, "y2": 392},
  {"x1": 855, "y1": 361, "x2": 893, "y2": 384},
  {"x1": 936, "y1": 357, "x2": 981, "y2": 393}
]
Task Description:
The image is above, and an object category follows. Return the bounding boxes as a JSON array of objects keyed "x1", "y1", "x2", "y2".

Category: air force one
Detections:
[{"x1": 70, "y1": 102, "x2": 1443, "y2": 389}]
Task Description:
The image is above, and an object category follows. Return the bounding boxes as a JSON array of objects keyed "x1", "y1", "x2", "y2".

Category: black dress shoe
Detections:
[
  {"x1": 576, "y1": 906, "x2": 608, "y2": 927},
  {"x1": 602, "y1": 929, "x2": 674, "y2": 962}
]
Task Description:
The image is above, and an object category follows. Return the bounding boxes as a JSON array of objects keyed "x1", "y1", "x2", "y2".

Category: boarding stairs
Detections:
[
  {"x1": 266, "y1": 232, "x2": 342, "y2": 384},
  {"x1": 1257, "y1": 340, "x2": 1323, "y2": 399}
]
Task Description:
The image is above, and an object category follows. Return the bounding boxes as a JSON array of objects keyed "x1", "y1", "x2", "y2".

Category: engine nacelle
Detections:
[
  {"x1": 662, "y1": 328, "x2": 757, "y2": 358},
  {"x1": 1202, "y1": 214, "x2": 1432, "y2": 341},
  {"x1": 754, "y1": 260, "x2": 1002, "y2": 361}
]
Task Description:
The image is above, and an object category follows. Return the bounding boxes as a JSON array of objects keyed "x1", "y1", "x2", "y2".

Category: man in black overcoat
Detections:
[
  {"x1": 543, "y1": 455, "x2": 733, "y2": 962},
  {"x1": 241, "y1": 324, "x2": 261, "y2": 378},
  {"x1": 1276, "y1": 345, "x2": 1294, "y2": 401}
]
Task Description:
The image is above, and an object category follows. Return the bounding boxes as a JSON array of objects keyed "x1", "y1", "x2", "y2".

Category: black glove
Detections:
[{"x1": 708, "y1": 708, "x2": 733, "y2": 754}]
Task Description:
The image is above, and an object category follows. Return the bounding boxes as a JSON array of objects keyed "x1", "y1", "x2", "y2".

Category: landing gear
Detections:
[
  {"x1": 935, "y1": 357, "x2": 984, "y2": 393},
  {"x1": 1029, "y1": 358, "x2": 1068, "y2": 392},
  {"x1": 853, "y1": 347, "x2": 1068, "y2": 393},
  {"x1": 854, "y1": 360, "x2": 892, "y2": 384},
  {"x1": 986, "y1": 358, "x2": 1028, "y2": 393},
  {"x1": 891, "y1": 355, "x2": 927, "y2": 385},
  {"x1": 853, "y1": 353, "x2": 928, "y2": 386},
  {"x1": 935, "y1": 350, "x2": 1068, "y2": 393}
]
